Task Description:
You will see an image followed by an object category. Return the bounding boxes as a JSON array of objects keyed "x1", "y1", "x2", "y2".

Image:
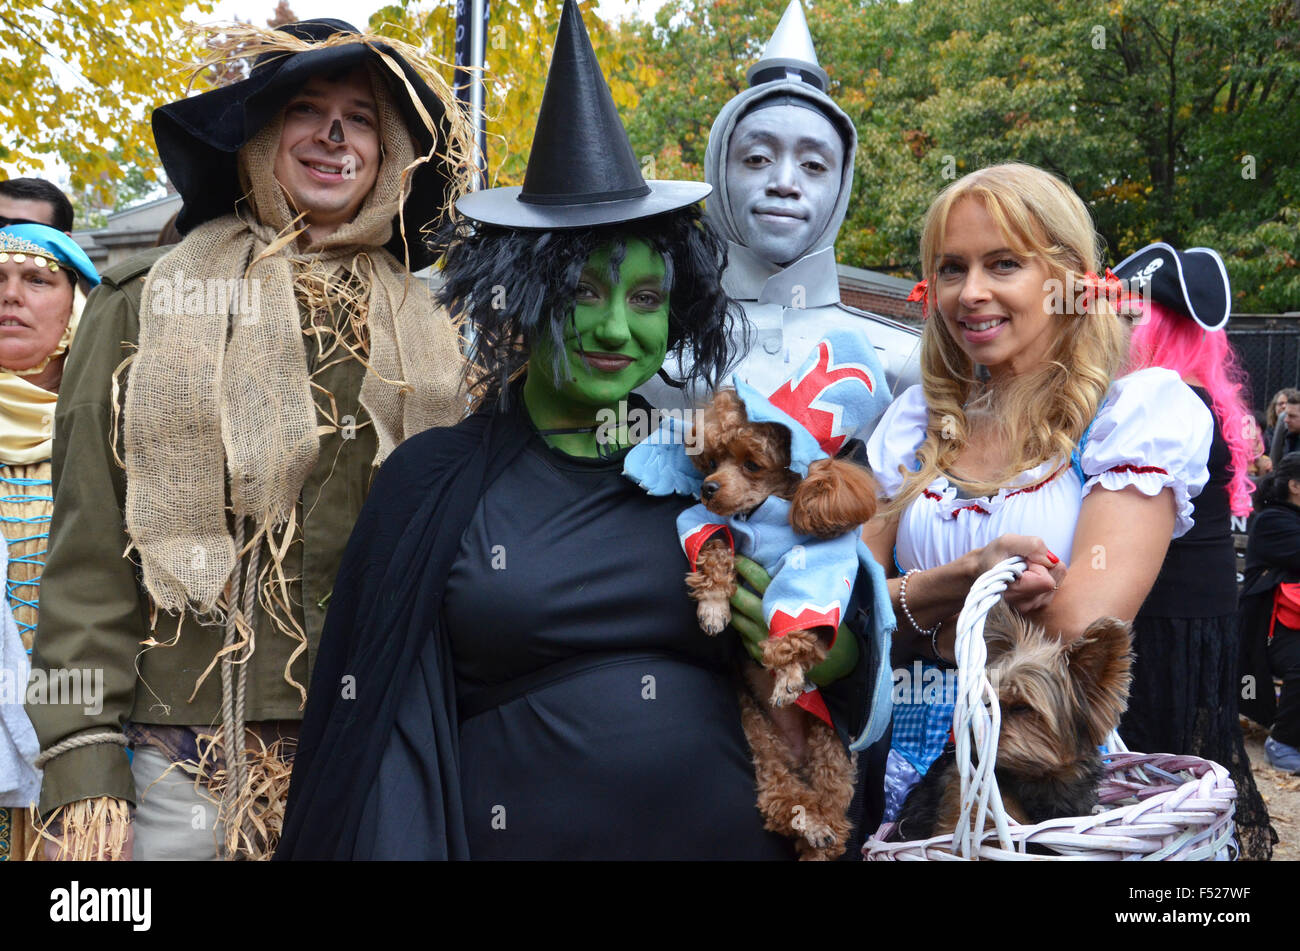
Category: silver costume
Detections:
[{"x1": 640, "y1": 0, "x2": 920, "y2": 415}]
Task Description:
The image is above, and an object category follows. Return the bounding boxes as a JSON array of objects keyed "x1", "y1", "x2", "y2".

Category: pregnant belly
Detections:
[{"x1": 458, "y1": 653, "x2": 795, "y2": 860}]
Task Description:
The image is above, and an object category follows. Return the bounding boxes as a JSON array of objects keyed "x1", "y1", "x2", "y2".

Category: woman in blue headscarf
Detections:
[{"x1": 0, "y1": 223, "x2": 99, "y2": 860}]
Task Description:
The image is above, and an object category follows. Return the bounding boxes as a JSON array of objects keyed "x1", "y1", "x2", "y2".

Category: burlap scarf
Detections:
[{"x1": 125, "y1": 71, "x2": 465, "y2": 614}]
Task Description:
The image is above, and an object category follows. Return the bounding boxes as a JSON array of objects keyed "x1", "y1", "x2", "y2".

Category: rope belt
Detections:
[
  {"x1": 34, "y1": 731, "x2": 129, "y2": 770},
  {"x1": 219, "y1": 516, "x2": 262, "y2": 858}
]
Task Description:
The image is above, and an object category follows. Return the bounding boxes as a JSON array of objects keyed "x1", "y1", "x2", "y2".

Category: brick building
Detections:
[{"x1": 837, "y1": 263, "x2": 923, "y2": 326}]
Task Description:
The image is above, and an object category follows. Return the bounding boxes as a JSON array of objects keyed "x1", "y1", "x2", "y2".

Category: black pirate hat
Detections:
[
  {"x1": 455, "y1": 0, "x2": 709, "y2": 229},
  {"x1": 152, "y1": 19, "x2": 460, "y2": 270},
  {"x1": 1113, "y1": 242, "x2": 1232, "y2": 331}
]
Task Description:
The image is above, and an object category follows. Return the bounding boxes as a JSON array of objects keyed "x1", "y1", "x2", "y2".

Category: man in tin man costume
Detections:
[{"x1": 643, "y1": 0, "x2": 920, "y2": 417}]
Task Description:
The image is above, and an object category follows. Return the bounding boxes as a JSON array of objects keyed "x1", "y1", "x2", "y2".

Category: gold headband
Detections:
[{"x1": 0, "y1": 235, "x2": 61, "y2": 273}]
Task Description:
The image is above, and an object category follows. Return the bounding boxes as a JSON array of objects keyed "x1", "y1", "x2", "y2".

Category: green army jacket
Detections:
[{"x1": 30, "y1": 247, "x2": 384, "y2": 815}]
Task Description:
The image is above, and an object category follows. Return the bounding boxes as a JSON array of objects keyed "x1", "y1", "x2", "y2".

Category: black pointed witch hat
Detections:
[{"x1": 456, "y1": 0, "x2": 709, "y2": 229}]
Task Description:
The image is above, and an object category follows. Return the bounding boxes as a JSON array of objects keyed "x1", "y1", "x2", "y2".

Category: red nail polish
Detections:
[{"x1": 1046, "y1": 550, "x2": 1060, "y2": 564}]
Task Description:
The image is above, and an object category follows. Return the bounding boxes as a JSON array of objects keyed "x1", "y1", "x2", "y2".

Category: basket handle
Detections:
[
  {"x1": 949, "y1": 560, "x2": 1132, "y2": 856},
  {"x1": 951, "y1": 556, "x2": 1025, "y2": 857}
]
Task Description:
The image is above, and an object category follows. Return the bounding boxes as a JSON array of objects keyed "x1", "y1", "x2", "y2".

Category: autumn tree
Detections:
[
  {"x1": 1, "y1": 0, "x2": 214, "y2": 204},
  {"x1": 368, "y1": 0, "x2": 650, "y2": 186},
  {"x1": 613, "y1": 0, "x2": 775, "y2": 183},
  {"x1": 268, "y1": 1, "x2": 298, "y2": 28},
  {"x1": 200, "y1": 2, "x2": 300, "y2": 88},
  {"x1": 68, "y1": 146, "x2": 161, "y2": 230}
]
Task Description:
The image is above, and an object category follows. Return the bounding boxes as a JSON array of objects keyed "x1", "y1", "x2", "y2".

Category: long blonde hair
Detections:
[{"x1": 886, "y1": 163, "x2": 1128, "y2": 515}]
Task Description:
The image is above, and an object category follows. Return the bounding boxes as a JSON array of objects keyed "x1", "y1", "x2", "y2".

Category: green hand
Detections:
[
  {"x1": 728, "y1": 556, "x2": 860, "y2": 685},
  {"x1": 728, "y1": 556, "x2": 770, "y2": 664}
]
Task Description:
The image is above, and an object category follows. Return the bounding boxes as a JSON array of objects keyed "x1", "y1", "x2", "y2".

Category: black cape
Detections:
[
  {"x1": 277, "y1": 400, "x2": 527, "y2": 859},
  {"x1": 277, "y1": 392, "x2": 886, "y2": 860}
]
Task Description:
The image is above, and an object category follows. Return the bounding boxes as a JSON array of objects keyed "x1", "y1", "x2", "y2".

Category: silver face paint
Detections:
[
  {"x1": 328, "y1": 118, "x2": 345, "y2": 143},
  {"x1": 724, "y1": 105, "x2": 842, "y2": 268}
]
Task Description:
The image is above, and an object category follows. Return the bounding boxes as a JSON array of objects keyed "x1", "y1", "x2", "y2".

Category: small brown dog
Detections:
[
  {"x1": 895, "y1": 602, "x2": 1133, "y2": 842},
  {"x1": 685, "y1": 387, "x2": 879, "y2": 859},
  {"x1": 686, "y1": 389, "x2": 879, "y2": 703}
]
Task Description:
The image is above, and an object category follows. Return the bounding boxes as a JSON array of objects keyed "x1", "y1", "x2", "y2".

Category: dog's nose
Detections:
[{"x1": 701, "y1": 481, "x2": 719, "y2": 501}]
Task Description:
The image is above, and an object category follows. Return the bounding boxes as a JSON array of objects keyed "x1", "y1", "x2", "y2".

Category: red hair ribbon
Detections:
[
  {"x1": 907, "y1": 279, "x2": 930, "y2": 318},
  {"x1": 1080, "y1": 268, "x2": 1125, "y2": 313}
]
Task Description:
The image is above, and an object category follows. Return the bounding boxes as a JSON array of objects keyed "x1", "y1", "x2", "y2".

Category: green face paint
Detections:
[{"x1": 524, "y1": 238, "x2": 671, "y2": 456}]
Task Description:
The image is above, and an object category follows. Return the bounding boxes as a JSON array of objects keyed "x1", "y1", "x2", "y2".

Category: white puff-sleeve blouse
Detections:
[{"x1": 867, "y1": 367, "x2": 1214, "y2": 575}]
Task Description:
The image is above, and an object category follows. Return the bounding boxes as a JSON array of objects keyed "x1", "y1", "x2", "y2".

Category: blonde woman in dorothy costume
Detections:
[{"x1": 0, "y1": 223, "x2": 100, "y2": 860}]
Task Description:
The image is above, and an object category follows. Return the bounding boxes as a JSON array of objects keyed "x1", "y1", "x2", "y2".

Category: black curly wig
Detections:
[{"x1": 434, "y1": 204, "x2": 745, "y2": 408}]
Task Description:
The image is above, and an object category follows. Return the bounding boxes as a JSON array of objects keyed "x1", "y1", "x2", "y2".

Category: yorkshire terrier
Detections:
[
  {"x1": 685, "y1": 387, "x2": 879, "y2": 859},
  {"x1": 894, "y1": 602, "x2": 1133, "y2": 843}
]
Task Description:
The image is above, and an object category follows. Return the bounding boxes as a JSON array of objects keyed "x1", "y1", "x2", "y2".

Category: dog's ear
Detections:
[
  {"x1": 710, "y1": 388, "x2": 747, "y2": 428},
  {"x1": 789, "y1": 457, "x2": 879, "y2": 539},
  {"x1": 983, "y1": 600, "x2": 1030, "y2": 660},
  {"x1": 1066, "y1": 617, "x2": 1133, "y2": 746},
  {"x1": 690, "y1": 388, "x2": 745, "y2": 472}
]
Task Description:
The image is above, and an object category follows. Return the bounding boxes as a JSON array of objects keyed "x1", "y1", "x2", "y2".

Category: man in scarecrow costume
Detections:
[
  {"x1": 278, "y1": 0, "x2": 885, "y2": 860},
  {"x1": 642, "y1": 0, "x2": 919, "y2": 415},
  {"x1": 28, "y1": 19, "x2": 472, "y2": 859}
]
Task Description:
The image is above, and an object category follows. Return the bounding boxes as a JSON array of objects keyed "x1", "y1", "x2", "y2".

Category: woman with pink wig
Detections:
[{"x1": 1116, "y1": 242, "x2": 1276, "y2": 860}]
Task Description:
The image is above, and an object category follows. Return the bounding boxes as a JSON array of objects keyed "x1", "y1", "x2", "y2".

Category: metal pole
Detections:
[
  {"x1": 469, "y1": 0, "x2": 488, "y2": 189},
  {"x1": 453, "y1": 0, "x2": 490, "y2": 191}
]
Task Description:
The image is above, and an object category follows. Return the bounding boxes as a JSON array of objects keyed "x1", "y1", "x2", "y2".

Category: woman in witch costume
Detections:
[{"x1": 278, "y1": 1, "x2": 880, "y2": 860}]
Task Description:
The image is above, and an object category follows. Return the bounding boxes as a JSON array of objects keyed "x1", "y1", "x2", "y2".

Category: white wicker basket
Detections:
[{"x1": 865, "y1": 558, "x2": 1237, "y2": 860}]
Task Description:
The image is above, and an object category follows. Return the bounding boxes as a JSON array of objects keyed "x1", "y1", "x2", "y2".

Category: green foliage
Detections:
[
  {"x1": 69, "y1": 146, "x2": 165, "y2": 231},
  {"x1": 618, "y1": 0, "x2": 777, "y2": 180},
  {"x1": 608, "y1": 0, "x2": 1300, "y2": 311},
  {"x1": 5, "y1": 1, "x2": 1292, "y2": 307}
]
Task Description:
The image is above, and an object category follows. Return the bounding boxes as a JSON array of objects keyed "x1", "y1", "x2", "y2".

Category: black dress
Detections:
[
  {"x1": 1120, "y1": 387, "x2": 1277, "y2": 860},
  {"x1": 440, "y1": 433, "x2": 794, "y2": 859}
]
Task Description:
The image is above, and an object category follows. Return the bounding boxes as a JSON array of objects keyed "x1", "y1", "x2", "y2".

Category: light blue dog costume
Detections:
[{"x1": 625, "y1": 332, "x2": 896, "y2": 751}]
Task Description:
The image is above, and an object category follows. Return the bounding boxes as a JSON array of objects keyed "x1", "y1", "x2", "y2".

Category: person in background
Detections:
[
  {"x1": 1270, "y1": 391, "x2": 1300, "y2": 468},
  {"x1": 1239, "y1": 452, "x2": 1300, "y2": 776},
  {"x1": 1248, "y1": 410, "x2": 1273, "y2": 478},
  {"x1": 0, "y1": 179, "x2": 74, "y2": 234},
  {"x1": 1265, "y1": 389, "x2": 1297, "y2": 449},
  {"x1": 0, "y1": 223, "x2": 101, "y2": 860},
  {"x1": 1114, "y1": 241, "x2": 1276, "y2": 861}
]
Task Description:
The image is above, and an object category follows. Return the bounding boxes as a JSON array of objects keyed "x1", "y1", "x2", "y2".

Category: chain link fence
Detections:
[{"x1": 1228, "y1": 316, "x2": 1300, "y2": 414}]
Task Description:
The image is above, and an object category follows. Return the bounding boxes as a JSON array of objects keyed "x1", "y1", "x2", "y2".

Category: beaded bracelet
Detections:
[{"x1": 898, "y1": 569, "x2": 941, "y2": 643}]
